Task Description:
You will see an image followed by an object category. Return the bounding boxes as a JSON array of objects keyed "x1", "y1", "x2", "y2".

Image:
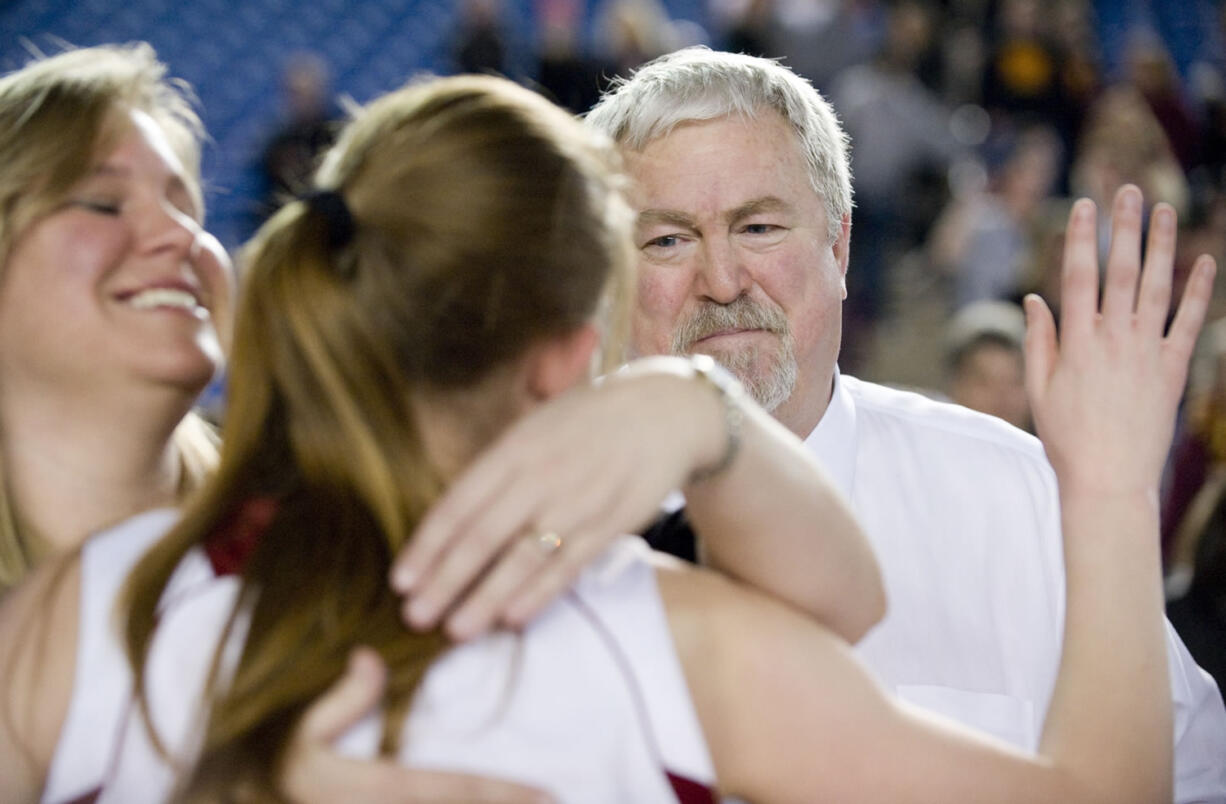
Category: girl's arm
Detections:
[{"x1": 391, "y1": 355, "x2": 880, "y2": 642}]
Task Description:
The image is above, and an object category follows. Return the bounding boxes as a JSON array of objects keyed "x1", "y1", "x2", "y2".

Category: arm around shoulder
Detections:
[
  {"x1": 657, "y1": 555, "x2": 1179, "y2": 804},
  {"x1": 655, "y1": 560, "x2": 901, "y2": 803},
  {"x1": 682, "y1": 387, "x2": 884, "y2": 642}
]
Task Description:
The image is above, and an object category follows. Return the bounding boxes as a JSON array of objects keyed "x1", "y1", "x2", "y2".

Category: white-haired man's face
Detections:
[{"x1": 623, "y1": 111, "x2": 850, "y2": 437}]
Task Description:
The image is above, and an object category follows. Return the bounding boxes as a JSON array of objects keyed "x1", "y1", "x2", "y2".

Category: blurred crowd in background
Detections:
[
  {"x1": 258, "y1": 0, "x2": 1226, "y2": 399},
  {"x1": 3, "y1": 0, "x2": 1225, "y2": 687}
]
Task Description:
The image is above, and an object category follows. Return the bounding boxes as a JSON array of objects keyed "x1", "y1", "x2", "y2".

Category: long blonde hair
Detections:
[
  {"x1": 0, "y1": 43, "x2": 213, "y2": 589},
  {"x1": 124, "y1": 74, "x2": 634, "y2": 798}
]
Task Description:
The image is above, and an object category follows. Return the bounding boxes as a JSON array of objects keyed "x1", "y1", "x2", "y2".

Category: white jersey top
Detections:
[
  {"x1": 41, "y1": 509, "x2": 716, "y2": 804},
  {"x1": 821, "y1": 372, "x2": 1226, "y2": 801}
]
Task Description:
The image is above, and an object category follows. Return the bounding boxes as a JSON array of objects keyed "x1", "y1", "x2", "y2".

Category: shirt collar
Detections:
[{"x1": 802, "y1": 366, "x2": 858, "y2": 498}]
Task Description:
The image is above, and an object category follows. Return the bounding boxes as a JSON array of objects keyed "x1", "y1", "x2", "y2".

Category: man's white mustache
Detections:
[{"x1": 672, "y1": 296, "x2": 789, "y2": 352}]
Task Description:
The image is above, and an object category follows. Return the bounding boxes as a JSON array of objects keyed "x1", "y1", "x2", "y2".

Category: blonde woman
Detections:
[
  {"x1": 0, "y1": 44, "x2": 228, "y2": 593},
  {"x1": 1, "y1": 73, "x2": 1215, "y2": 802}
]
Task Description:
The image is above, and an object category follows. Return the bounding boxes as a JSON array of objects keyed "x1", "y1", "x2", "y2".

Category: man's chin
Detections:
[
  {"x1": 688, "y1": 340, "x2": 748, "y2": 366},
  {"x1": 686, "y1": 346, "x2": 795, "y2": 412},
  {"x1": 691, "y1": 346, "x2": 762, "y2": 387}
]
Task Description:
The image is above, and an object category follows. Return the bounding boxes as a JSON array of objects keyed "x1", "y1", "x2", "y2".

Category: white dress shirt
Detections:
[{"x1": 813, "y1": 372, "x2": 1226, "y2": 802}]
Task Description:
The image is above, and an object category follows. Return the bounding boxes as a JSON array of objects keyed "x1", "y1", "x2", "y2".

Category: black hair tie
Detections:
[{"x1": 303, "y1": 189, "x2": 355, "y2": 252}]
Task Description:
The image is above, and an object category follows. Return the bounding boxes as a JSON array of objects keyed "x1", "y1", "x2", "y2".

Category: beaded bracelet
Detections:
[{"x1": 687, "y1": 354, "x2": 746, "y2": 483}]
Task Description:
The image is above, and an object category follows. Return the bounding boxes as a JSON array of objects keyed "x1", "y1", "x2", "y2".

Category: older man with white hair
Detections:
[{"x1": 587, "y1": 46, "x2": 1226, "y2": 800}]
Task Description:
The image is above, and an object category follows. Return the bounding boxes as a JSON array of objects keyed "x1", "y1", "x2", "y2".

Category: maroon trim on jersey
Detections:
[
  {"x1": 666, "y1": 770, "x2": 719, "y2": 803},
  {"x1": 60, "y1": 791, "x2": 101, "y2": 804},
  {"x1": 204, "y1": 496, "x2": 278, "y2": 576}
]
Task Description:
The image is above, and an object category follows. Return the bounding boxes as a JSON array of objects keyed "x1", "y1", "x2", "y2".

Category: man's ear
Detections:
[
  {"x1": 526, "y1": 324, "x2": 601, "y2": 401},
  {"x1": 834, "y1": 212, "x2": 852, "y2": 300}
]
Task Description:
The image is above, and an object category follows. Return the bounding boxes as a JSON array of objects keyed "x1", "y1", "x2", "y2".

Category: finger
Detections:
[
  {"x1": 501, "y1": 531, "x2": 614, "y2": 628},
  {"x1": 381, "y1": 769, "x2": 554, "y2": 803},
  {"x1": 1101, "y1": 185, "x2": 1144, "y2": 327},
  {"x1": 1060, "y1": 198, "x2": 1101, "y2": 346},
  {"x1": 404, "y1": 484, "x2": 559, "y2": 630},
  {"x1": 290, "y1": 762, "x2": 553, "y2": 804},
  {"x1": 1166, "y1": 256, "x2": 1218, "y2": 368},
  {"x1": 1023, "y1": 293, "x2": 1057, "y2": 408},
  {"x1": 1135, "y1": 203, "x2": 1177, "y2": 335},
  {"x1": 443, "y1": 531, "x2": 563, "y2": 641},
  {"x1": 294, "y1": 647, "x2": 387, "y2": 743},
  {"x1": 405, "y1": 446, "x2": 624, "y2": 629},
  {"x1": 392, "y1": 451, "x2": 522, "y2": 595},
  {"x1": 437, "y1": 462, "x2": 642, "y2": 638}
]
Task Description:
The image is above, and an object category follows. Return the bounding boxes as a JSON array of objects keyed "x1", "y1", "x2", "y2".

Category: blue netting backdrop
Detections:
[{"x1": 0, "y1": 0, "x2": 707, "y2": 251}]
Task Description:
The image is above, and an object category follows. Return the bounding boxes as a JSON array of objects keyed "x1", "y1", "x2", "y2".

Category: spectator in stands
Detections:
[
  {"x1": 944, "y1": 301, "x2": 1030, "y2": 431},
  {"x1": 1071, "y1": 84, "x2": 1190, "y2": 233},
  {"x1": 1163, "y1": 322, "x2": 1226, "y2": 697},
  {"x1": 716, "y1": 0, "x2": 773, "y2": 59},
  {"x1": 534, "y1": 0, "x2": 603, "y2": 113},
  {"x1": 451, "y1": 0, "x2": 509, "y2": 75},
  {"x1": 832, "y1": 0, "x2": 960, "y2": 368},
  {"x1": 1125, "y1": 31, "x2": 1202, "y2": 171},
  {"x1": 256, "y1": 53, "x2": 340, "y2": 226},
  {"x1": 1167, "y1": 491, "x2": 1226, "y2": 697},
  {"x1": 1164, "y1": 318, "x2": 1226, "y2": 570},
  {"x1": 593, "y1": 0, "x2": 680, "y2": 80},
  {"x1": 928, "y1": 125, "x2": 1062, "y2": 309},
  {"x1": 260, "y1": 53, "x2": 339, "y2": 198}
]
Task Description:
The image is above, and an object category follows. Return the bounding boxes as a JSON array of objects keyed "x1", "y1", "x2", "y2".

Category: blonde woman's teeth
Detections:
[{"x1": 126, "y1": 288, "x2": 200, "y2": 311}]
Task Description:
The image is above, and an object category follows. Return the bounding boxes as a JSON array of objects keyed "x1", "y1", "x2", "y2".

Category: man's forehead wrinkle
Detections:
[
  {"x1": 725, "y1": 196, "x2": 791, "y2": 223},
  {"x1": 635, "y1": 197, "x2": 791, "y2": 231}
]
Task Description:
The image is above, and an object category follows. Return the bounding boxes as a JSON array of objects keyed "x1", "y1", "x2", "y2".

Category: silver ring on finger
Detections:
[{"x1": 525, "y1": 529, "x2": 563, "y2": 556}]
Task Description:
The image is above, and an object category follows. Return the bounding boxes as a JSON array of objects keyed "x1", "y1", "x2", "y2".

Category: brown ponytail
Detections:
[{"x1": 123, "y1": 75, "x2": 634, "y2": 799}]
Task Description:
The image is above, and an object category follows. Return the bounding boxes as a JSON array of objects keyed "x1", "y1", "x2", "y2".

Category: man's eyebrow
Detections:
[
  {"x1": 636, "y1": 208, "x2": 697, "y2": 229},
  {"x1": 636, "y1": 197, "x2": 794, "y2": 230},
  {"x1": 725, "y1": 196, "x2": 791, "y2": 225}
]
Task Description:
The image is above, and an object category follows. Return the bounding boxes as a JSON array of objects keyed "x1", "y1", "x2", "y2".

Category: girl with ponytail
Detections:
[{"x1": 0, "y1": 43, "x2": 550, "y2": 802}]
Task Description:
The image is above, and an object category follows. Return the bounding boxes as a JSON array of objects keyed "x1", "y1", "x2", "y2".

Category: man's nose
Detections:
[{"x1": 696, "y1": 239, "x2": 752, "y2": 304}]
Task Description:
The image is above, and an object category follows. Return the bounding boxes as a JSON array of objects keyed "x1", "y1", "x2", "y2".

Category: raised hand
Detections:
[
  {"x1": 1024, "y1": 184, "x2": 1216, "y2": 497},
  {"x1": 1013, "y1": 185, "x2": 1217, "y2": 804}
]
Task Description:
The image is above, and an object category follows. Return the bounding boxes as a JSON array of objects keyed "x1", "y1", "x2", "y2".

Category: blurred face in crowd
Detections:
[
  {"x1": 950, "y1": 339, "x2": 1030, "y2": 431},
  {"x1": 624, "y1": 111, "x2": 850, "y2": 437},
  {"x1": 0, "y1": 108, "x2": 232, "y2": 400}
]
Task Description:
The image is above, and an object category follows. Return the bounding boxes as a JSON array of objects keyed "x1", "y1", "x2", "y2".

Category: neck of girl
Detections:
[{"x1": 0, "y1": 380, "x2": 199, "y2": 559}]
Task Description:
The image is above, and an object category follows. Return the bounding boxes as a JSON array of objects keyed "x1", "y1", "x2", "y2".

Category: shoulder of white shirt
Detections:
[{"x1": 840, "y1": 374, "x2": 1049, "y2": 464}]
